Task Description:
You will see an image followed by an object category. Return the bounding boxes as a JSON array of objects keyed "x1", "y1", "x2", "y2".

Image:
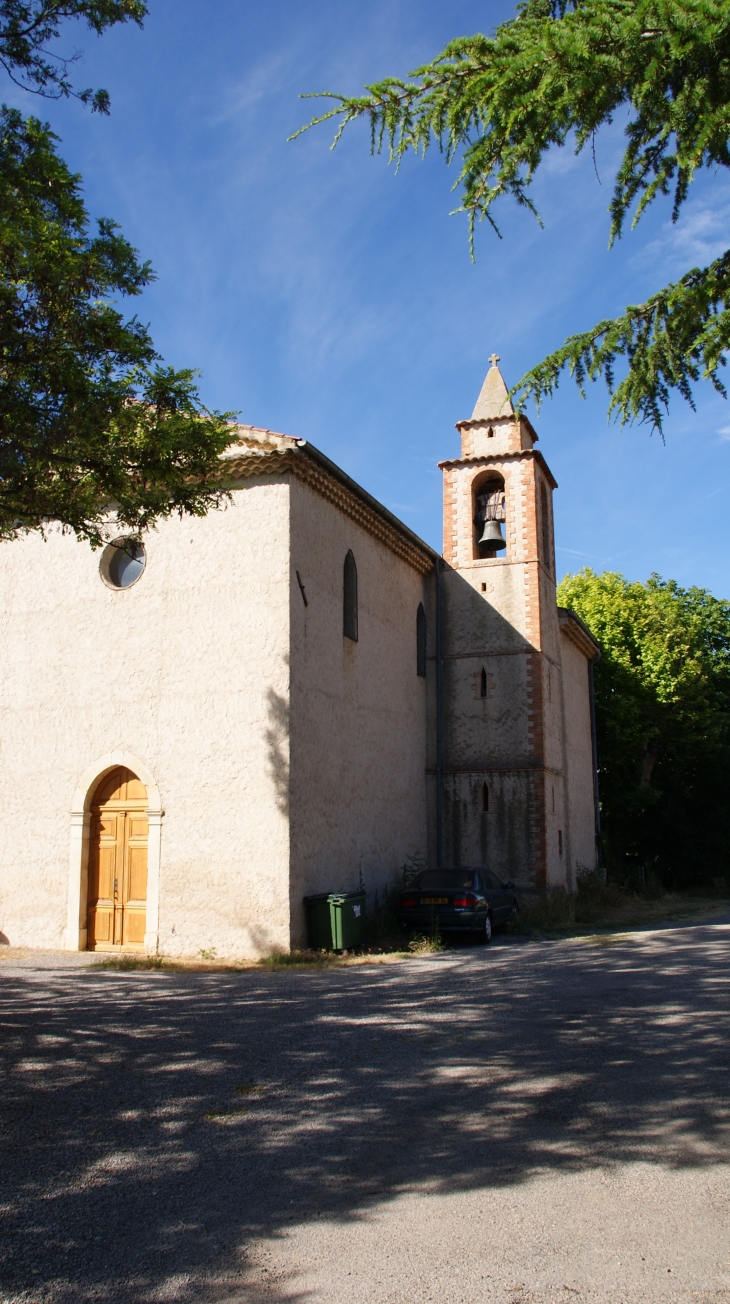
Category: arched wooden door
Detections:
[{"x1": 87, "y1": 767, "x2": 149, "y2": 951}]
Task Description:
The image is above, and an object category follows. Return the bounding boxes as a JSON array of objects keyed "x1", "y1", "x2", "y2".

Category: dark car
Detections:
[{"x1": 396, "y1": 867, "x2": 518, "y2": 943}]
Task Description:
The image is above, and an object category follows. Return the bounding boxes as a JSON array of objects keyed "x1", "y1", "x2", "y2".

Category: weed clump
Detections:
[
  {"x1": 261, "y1": 949, "x2": 330, "y2": 966},
  {"x1": 96, "y1": 954, "x2": 166, "y2": 971},
  {"x1": 408, "y1": 931, "x2": 445, "y2": 955}
]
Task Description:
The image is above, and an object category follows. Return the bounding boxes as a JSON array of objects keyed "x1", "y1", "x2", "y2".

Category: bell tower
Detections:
[{"x1": 433, "y1": 355, "x2": 578, "y2": 890}]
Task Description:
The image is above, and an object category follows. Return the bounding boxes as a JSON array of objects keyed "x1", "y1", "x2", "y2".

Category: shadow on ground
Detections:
[{"x1": 1, "y1": 923, "x2": 729, "y2": 1301}]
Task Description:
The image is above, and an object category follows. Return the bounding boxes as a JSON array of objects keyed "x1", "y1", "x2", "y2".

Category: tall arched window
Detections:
[
  {"x1": 343, "y1": 550, "x2": 358, "y2": 641},
  {"x1": 416, "y1": 603, "x2": 427, "y2": 677},
  {"x1": 540, "y1": 482, "x2": 551, "y2": 572},
  {"x1": 480, "y1": 668, "x2": 487, "y2": 698}
]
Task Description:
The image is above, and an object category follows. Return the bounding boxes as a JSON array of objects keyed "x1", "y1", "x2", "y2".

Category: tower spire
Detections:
[{"x1": 471, "y1": 354, "x2": 514, "y2": 421}]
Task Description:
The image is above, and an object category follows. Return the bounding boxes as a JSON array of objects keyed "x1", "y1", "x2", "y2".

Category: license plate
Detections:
[{"x1": 421, "y1": 897, "x2": 448, "y2": 905}]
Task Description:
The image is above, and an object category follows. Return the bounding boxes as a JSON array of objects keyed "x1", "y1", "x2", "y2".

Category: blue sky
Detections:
[{"x1": 12, "y1": 0, "x2": 730, "y2": 592}]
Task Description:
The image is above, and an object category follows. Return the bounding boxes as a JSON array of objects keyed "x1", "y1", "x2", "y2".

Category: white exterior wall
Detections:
[
  {"x1": 288, "y1": 477, "x2": 430, "y2": 946},
  {"x1": 0, "y1": 478, "x2": 292, "y2": 959}
]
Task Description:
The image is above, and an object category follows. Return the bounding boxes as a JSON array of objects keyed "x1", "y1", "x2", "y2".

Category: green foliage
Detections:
[
  {"x1": 0, "y1": 3, "x2": 236, "y2": 542},
  {"x1": 0, "y1": 1, "x2": 146, "y2": 111},
  {"x1": 559, "y1": 568, "x2": 730, "y2": 884},
  {"x1": 0, "y1": 109, "x2": 235, "y2": 543},
  {"x1": 295, "y1": 0, "x2": 730, "y2": 429}
]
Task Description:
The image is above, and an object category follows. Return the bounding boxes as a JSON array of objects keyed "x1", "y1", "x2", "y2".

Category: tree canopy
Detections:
[
  {"x1": 558, "y1": 568, "x2": 730, "y2": 886},
  {"x1": 0, "y1": 1, "x2": 145, "y2": 111},
  {"x1": 0, "y1": 1, "x2": 235, "y2": 544},
  {"x1": 295, "y1": 0, "x2": 730, "y2": 431}
]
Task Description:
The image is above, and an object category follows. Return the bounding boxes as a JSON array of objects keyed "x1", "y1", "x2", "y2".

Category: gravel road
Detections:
[{"x1": 1, "y1": 922, "x2": 729, "y2": 1304}]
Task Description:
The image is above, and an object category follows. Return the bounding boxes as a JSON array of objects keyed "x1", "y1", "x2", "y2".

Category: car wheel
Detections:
[{"x1": 482, "y1": 913, "x2": 493, "y2": 944}]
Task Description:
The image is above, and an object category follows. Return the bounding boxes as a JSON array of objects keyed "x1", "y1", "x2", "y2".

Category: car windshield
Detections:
[{"x1": 411, "y1": 871, "x2": 478, "y2": 890}]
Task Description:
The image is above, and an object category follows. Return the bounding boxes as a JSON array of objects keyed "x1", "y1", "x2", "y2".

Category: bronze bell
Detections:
[{"x1": 478, "y1": 519, "x2": 506, "y2": 552}]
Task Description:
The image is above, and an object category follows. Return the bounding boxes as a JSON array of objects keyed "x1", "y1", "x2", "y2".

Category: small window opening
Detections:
[
  {"x1": 552, "y1": 786, "x2": 555, "y2": 814},
  {"x1": 343, "y1": 550, "x2": 358, "y2": 641},
  {"x1": 480, "y1": 668, "x2": 487, "y2": 698},
  {"x1": 558, "y1": 829, "x2": 563, "y2": 856},
  {"x1": 482, "y1": 783, "x2": 489, "y2": 813},
  {"x1": 481, "y1": 582, "x2": 487, "y2": 593},
  {"x1": 416, "y1": 603, "x2": 427, "y2": 677},
  {"x1": 487, "y1": 425, "x2": 494, "y2": 438}
]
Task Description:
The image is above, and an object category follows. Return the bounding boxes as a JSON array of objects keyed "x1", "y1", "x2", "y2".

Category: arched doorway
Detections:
[{"x1": 87, "y1": 767, "x2": 149, "y2": 951}]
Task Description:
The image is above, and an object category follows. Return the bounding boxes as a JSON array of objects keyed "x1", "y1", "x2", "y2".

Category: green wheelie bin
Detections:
[{"x1": 303, "y1": 891, "x2": 366, "y2": 951}]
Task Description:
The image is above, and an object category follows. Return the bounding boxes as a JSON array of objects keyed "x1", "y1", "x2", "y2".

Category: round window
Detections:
[{"x1": 100, "y1": 538, "x2": 146, "y2": 590}]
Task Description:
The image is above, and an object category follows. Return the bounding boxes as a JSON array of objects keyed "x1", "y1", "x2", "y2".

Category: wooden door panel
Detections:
[
  {"x1": 96, "y1": 844, "x2": 118, "y2": 903},
  {"x1": 125, "y1": 845, "x2": 148, "y2": 905},
  {"x1": 123, "y1": 907, "x2": 147, "y2": 946},
  {"x1": 88, "y1": 906, "x2": 113, "y2": 946},
  {"x1": 93, "y1": 767, "x2": 147, "y2": 807}
]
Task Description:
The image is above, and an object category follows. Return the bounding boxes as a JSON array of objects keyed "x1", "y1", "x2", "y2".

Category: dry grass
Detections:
[
  {"x1": 510, "y1": 874, "x2": 730, "y2": 938},
  {"x1": 92, "y1": 947, "x2": 413, "y2": 974}
]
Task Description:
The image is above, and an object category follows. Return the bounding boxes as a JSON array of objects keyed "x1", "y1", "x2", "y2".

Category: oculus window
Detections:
[{"x1": 100, "y1": 538, "x2": 146, "y2": 590}]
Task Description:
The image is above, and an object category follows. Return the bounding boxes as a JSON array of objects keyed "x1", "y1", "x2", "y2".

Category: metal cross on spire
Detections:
[{"x1": 488, "y1": 353, "x2": 500, "y2": 367}]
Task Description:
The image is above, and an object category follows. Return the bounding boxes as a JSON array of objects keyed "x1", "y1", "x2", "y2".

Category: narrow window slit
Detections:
[
  {"x1": 343, "y1": 550, "x2": 358, "y2": 641},
  {"x1": 416, "y1": 603, "x2": 427, "y2": 677}
]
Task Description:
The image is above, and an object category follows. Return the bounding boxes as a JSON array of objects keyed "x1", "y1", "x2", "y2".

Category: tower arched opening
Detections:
[{"x1": 472, "y1": 472, "x2": 506, "y2": 560}]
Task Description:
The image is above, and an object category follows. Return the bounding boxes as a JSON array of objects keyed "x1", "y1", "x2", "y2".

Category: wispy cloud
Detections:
[
  {"x1": 557, "y1": 546, "x2": 602, "y2": 559},
  {"x1": 635, "y1": 194, "x2": 730, "y2": 276}
]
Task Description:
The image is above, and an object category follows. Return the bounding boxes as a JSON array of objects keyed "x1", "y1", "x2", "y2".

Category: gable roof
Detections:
[{"x1": 220, "y1": 426, "x2": 438, "y2": 575}]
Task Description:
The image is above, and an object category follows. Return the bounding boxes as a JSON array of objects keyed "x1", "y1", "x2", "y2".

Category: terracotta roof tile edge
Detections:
[{"x1": 221, "y1": 438, "x2": 439, "y2": 575}]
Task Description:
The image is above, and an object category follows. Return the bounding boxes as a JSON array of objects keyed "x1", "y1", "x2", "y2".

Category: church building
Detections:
[{"x1": 0, "y1": 358, "x2": 599, "y2": 958}]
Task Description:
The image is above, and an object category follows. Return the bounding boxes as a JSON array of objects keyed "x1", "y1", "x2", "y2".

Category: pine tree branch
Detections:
[
  {"x1": 511, "y1": 249, "x2": 730, "y2": 429},
  {"x1": 294, "y1": 0, "x2": 730, "y2": 423}
]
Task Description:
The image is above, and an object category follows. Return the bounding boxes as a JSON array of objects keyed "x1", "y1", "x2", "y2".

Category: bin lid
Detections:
[{"x1": 303, "y1": 891, "x2": 367, "y2": 903}]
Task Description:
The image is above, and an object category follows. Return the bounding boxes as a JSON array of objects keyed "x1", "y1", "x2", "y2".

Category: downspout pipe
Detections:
[
  {"x1": 435, "y1": 558, "x2": 444, "y2": 868},
  {"x1": 588, "y1": 651, "x2": 601, "y2": 868}
]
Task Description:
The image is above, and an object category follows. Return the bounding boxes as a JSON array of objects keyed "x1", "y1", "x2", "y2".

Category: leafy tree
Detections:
[
  {"x1": 295, "y1": 0, "x2": 730, "y2": 431},
  {"x1": 0, "y1": 2, "x2": 235, "y2": 544},
  {"x1": 0, "y1": 1, "x2": 146, "y2": 111},
  {"x1": 558, "y1": 568, "x2": 730, "y2": 886}
]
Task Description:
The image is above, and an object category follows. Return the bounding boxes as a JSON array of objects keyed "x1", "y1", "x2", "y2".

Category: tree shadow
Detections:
[
  {"x1": 1, "y1": 923, "x2": 728, "y2": 1301},
  {"x1": 265, "y1": 685, "x2": 290, "y2": 818}
]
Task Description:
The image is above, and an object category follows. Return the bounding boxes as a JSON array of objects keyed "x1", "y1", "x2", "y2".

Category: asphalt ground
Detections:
[{"x1": 1, "y1": 921, "x2": 729, "y2": 1304}]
